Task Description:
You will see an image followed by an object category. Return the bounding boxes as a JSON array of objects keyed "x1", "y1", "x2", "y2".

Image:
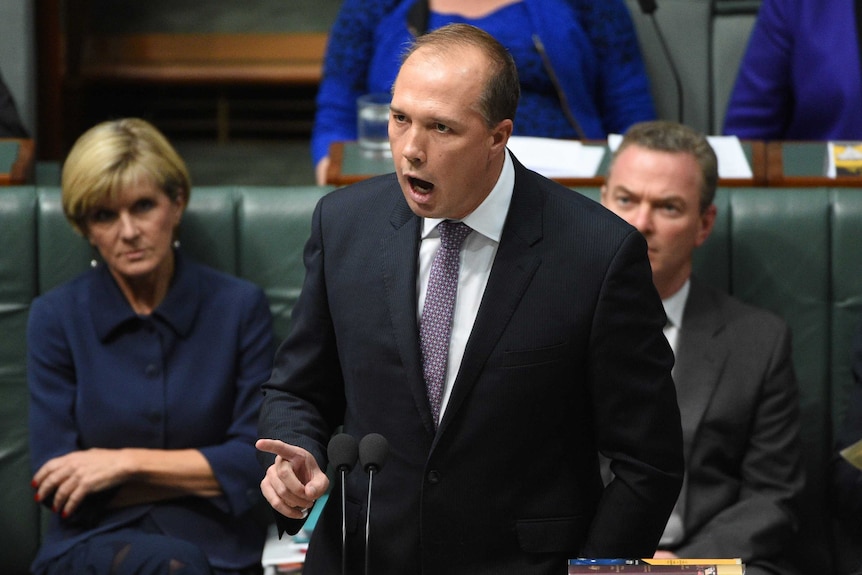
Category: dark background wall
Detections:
[{"x1": 25, "y1": 0, "x2": 345, "y2": 185}]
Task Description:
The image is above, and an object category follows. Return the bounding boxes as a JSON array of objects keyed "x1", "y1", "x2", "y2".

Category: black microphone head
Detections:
[
  {"x1": 328, "y1": 433, "x2": 359, "y2": 472},
  {"x1": 637, "y1": 0, "x2": 658, "y2": 14},
  {"x1": 359, "y1": 433, "x2": 389, "y2": 473}
]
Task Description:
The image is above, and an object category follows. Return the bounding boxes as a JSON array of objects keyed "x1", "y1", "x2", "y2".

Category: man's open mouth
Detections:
[{"x1": 409, "y1": 176, "x2": 434, "y2": 193}]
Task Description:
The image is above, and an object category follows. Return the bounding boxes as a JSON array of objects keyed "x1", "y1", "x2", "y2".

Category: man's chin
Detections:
[
  {"x1": 405, "y1": 200, "x2": 439, "y2": 219},
  {"x1": 401, "y1": 188, "x2": 438, "y2": 218}
]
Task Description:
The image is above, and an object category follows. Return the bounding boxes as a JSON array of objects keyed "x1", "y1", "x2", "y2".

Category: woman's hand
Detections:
[
  {"x1": 31, "y1": 448, "x2": 131, "y2": 518},
  {"x1": 31, "y1": 447, "x2": 222, "y2": 517},
  {"x1": 315, "y1": 157, "x2": 331, "y2": 186}
]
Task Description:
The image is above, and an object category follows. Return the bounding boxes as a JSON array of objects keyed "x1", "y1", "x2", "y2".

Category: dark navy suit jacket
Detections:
[
  {"x1": 259, "y1": 157, "x2": 684, "y2": 574},
  {"x1": 28, "y1": 252, "x2": 274, "y2": 573}
]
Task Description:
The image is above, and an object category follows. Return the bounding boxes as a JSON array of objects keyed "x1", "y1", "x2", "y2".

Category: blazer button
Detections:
[{"x1": 427, "y1": 470, "x2": 441, "y2": 484}]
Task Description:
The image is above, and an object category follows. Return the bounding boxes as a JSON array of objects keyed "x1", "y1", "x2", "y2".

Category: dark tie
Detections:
[{"x1": 420, "y1": 220, "x2": 472, "y2": 427}]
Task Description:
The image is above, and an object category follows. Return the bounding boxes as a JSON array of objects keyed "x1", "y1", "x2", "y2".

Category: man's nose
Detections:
[
  {"x1": 400, "y1": 127, "x2": 426, "y2": 165},
  {"x1": 632, "y1": 206, "x2": 654, "y2": 233}
]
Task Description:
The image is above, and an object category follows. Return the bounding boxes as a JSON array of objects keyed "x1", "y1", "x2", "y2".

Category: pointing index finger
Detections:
[{"x1": 255, "y1": 438, "x2": 294, "y2": 458}]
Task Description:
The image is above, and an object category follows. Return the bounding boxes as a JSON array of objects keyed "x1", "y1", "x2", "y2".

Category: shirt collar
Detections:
[
  {"x1": 662, "y1": 278, "x2": 690, "y2": 329},
  {"x1": 91, "y1": 250, "x2": 201, "y2": 341},
  {"x1": 421, "y1": 149, "x2": 515, "y2": 242}
]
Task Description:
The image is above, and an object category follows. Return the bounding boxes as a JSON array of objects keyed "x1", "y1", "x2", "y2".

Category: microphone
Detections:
[
  {"x1": 359, "y1": 433, "x2": 389, "y2": 575},
  {"x1": 328, "y1": 432, "x2": 359, "y2": 472},
  {"x1": 636, "y1": 0, "x2": 684, "y2": 123},
  {"x1": 328, "y1": 433, "x2": 359, "y2": 575},
  {"x1": 637, "y1": 0, "x2": 657, "y2": 14}
]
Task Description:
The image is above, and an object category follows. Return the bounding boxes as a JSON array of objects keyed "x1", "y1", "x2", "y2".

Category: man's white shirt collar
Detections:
[
  {"x1": 663, "y1": 279, "x2": 690, "y2": 329},
  {"x1": 421, "y1": 149, "x2": 514, "y2": 241}
]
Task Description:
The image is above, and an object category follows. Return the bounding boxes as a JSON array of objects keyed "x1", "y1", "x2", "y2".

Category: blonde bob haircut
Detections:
[{"x1": 61, "y1": 118, "x2": 191, "y2": 235}]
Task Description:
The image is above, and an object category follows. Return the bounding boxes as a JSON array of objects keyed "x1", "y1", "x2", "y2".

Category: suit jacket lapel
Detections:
[
  {"x1": 438, "y1": 161, "x2": 543, "y2": 434},
  {"x1": 673, "y1": 278, "x2": 729, "y2": 459},
  {"x1": 381, "y1": 197, "x2": 438, "y2": 432}
]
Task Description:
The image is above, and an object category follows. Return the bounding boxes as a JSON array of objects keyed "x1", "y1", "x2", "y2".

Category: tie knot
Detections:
[{"x1": 438, "y1": 220, "x2": 472, "y2": 251}]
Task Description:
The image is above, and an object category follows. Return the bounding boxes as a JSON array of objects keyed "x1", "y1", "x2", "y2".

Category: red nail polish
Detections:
[
  {"x1": 34, "y1": 493, "x2": 40, "y2": 502},
  {"x1": 62, "y1": 510, "x2": 69, "y2": 519},
  {"x1": 31, "y1": 480, "x2": 38, "y2": 488}
]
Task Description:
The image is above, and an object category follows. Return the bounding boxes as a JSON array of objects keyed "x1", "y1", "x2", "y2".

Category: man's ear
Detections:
[
  {"x1": 491, "y1": 119, "x2": 514, "y2": 151},
  {"x1": 695, "y1": 203, "x2": 718, "y2": 247}
]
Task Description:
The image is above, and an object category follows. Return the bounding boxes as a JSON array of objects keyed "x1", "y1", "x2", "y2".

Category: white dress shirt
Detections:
[
  {"x1": 659, "y1": 278, "x2": 690, "y2": 547},
  {"x1": 417, "y1": 151, "x2": 515, "y2": 421},
  {"x1": 662, "y1": 279, "x2": 690, "y2": 358}
]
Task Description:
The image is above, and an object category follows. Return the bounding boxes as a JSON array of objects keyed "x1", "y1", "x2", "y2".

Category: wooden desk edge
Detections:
[
  {"x1": 80, "y1": 33, "x2": 327, "y2": 86},
  {"x1": 326, "y1": 142, "x2": 763, "y2": 189},
  {"x1": 763, "y1": 140, "x2": 862, "y2": 186},
  {"x1": 750, "y1": 140, "x2": 768, "y2": 186},
  {"x1": 765, "y1": 141, "x2": 785, "y2": 186},
  {"x1": 0, "y1": 139, "x2": 35, "y2": 185},
  {"x1": 326, "y1": 141, "x2": 347, "y2": 186}
]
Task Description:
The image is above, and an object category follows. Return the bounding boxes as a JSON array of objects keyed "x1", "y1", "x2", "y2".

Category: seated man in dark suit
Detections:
[
  {"x1": 832, "y1": 318, "x2": 862, "y2": 574},
  {"x1": 601, "y1": 120, "x2": 805, "y2": 575}
]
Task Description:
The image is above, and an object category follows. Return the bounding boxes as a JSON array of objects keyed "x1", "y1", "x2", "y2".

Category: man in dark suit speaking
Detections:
[{"x1": 257, "y1": 24, "x2": 683, "y2": 574}]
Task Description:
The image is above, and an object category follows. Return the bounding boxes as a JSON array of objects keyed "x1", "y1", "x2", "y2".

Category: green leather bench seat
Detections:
[{"x1": 1, "y1": 185, "x2": 860, "y2": 574}]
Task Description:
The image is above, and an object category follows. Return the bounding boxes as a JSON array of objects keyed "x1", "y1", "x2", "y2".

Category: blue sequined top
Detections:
[{"x1": 312, "y1": 0, "x2": 656, "y2": 164}]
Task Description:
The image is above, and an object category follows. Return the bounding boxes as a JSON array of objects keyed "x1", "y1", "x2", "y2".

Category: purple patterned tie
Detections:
[{"x1": 421, "y1": 220, "x2": 472, "y2": 428}]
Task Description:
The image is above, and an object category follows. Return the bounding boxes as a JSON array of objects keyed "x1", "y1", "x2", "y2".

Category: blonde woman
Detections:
[{"x1": 28, "y1": 118, "x2": 273, "y2": 575}]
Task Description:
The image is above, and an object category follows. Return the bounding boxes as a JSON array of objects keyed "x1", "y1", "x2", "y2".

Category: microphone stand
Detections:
[
  {"x1": 649, "y1": 14, "x2": 684, "y2": 123},
  {"x1": 327, "y1": 433, "x2": 358, "y2": 575},
  {"x1": 364, "y1": 464, "x2": 377, "y2": 575},
  {"x1": 358, "y1": 433, "x2": 388, "y2": 575},
  {"x1": 340, "y1": 465, "x2": 349, "y2": 575},
  {"x1": 637, "y1": 0, "x2": 684, "y2": 123}
]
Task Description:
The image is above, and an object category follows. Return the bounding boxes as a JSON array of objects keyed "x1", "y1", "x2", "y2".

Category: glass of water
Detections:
[{"x1": 357, "y1": 93, "x2": 392, "y2": 156}]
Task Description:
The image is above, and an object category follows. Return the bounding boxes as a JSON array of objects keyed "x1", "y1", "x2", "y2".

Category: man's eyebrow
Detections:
[
  {"x1": 388, "y1": 101, "x2": 464, "y2": 128},
  {"x1": 608, "y1": 184, "x2": 635, "y2": 195}
]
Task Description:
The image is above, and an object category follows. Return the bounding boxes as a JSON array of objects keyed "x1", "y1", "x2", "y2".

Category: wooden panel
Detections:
[
  {"x1": 326, "y1": 140, "x2": 769, "y2": 188},
  {"x1": 80, "y1": 33, "x2": 327, "y2": 85}
]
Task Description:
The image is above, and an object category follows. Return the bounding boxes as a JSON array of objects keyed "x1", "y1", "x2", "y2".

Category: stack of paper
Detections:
[
  {"x1": 507, "y1": 136, "x2": 606, "y2": 178},
  {"x1": 607, "y1": 134, "x2": 753, "y2": 179}
]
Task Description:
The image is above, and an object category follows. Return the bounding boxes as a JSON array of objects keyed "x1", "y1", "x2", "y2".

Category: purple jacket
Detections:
[{"x1": 724, "y1": 0, "x2": 862, "y2": 140}]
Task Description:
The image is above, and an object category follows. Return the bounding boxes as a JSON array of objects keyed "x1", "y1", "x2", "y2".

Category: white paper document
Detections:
[
  {"x1": 507, "y1": 136, "x2": 606, "y2": 178},
  {"x1": 261, "y1": 492, "x2": 326, "y2": 569},
  {"x1": 608, "y1": 133, "x2": 753, "y2": 179},
  {"x1": 707, "y1": 135, "x2": 754, "y2": 179},
  {"x1": 261, "y1": 523, "x2": 308, "y2": 567}
]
